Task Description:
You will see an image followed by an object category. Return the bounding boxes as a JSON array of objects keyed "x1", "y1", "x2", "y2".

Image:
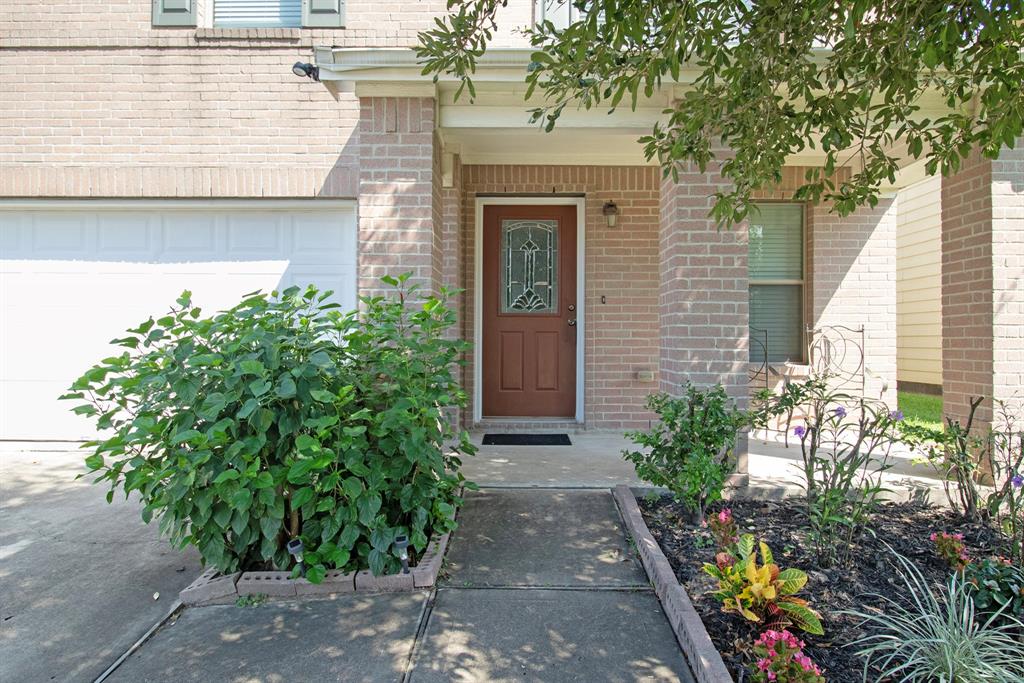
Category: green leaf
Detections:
[
  {"x1": 309, "y1": 389, "x2": 335, "y2": 403},
  {"x1": 776, "y1": 568, "x2": 808, "y2": 595},
  {"x1": 777, "y1": 601, "x2": 824, "y2": 635},
  {"x1": 249, "y1": 380, "x2": 271, "y2": 397},
  {"x1": 252, "y1": 471, "x2": 275, "y2": 489},
  {"x1": 213, "y1": 470, "x2": 240, "y2": 484},
  {"x1": 357, "y1": 493, "x2": 382, "y2": 525},
  {"x1": 239, "y1": 360, "x2": 266, "y2": 375},
  {"x1": 305, "y1": 564, "x2": 326, "y2": 584},
  {"x1": 84, "y1": 453, "x2": 104, "y2": 470},
  {"x1": 291, "y1": 487, "x2": 315, "y2": 510},
  {"x1": 368, "y1": 548, "x2": 387, "y2": 576},
  {"x1": 275, "y1": 376, "x2": 297, "y2": 399},
  {"x1": 230, "y1": 488, "x2": 253, "y2": 512}
]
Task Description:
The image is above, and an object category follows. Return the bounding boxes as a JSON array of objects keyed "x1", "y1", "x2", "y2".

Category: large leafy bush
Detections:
[{"x1": 62, "y1": 275, "x2": 475, "y2": 581}]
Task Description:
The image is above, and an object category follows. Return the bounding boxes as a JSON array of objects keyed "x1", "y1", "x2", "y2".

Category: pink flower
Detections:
[
  {"x1": 929, "y1": 532, "x2": 937, "y2": 541},
  {"x1": 767, "y1": 672, "x2": 777, "y2": 681},
  {"x1": 756, "y1": 658, "x2": 772, "y2": 671},
  {"x1": 718, "y1": 508, "x2": 732, "y2": 524}
]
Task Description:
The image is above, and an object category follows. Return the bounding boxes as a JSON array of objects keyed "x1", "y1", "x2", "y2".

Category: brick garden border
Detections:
[
  {"x1": 612, "y1": 484, "x2": 734, "y2": 683},
  {"x1": 180, "y1": 530, "x2": 450, "y2": 606}
]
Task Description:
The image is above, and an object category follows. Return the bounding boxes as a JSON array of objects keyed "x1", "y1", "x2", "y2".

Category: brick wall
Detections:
[
  {"x1": 658, "y1": 160, "x2": 749, "y2": 409},
  {"x1": 0, "y1": 0, "x2": 450, "y2": 47},
  {"x1": 460, "y1": 165, "x2": 662, "y2": 429},
  {"x1": 356, "y1": 97, "x2": 437, "y2": 298},
  {"x1": 0, "y1": 48, "x2": 359, "y2": 198},
  {"x1": 941, "y1": 143, "x2": 1024, "y2": 425},
  {"x1": 808, "y1": 198, "x2": 898, "y2": 405}
]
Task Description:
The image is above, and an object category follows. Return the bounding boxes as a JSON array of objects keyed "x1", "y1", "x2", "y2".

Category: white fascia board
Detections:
[{"x1": 439, "y1": 105, "x2": 664, "y2": 129}]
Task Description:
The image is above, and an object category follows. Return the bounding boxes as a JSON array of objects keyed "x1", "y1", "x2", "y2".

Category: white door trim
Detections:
[{"x1": 474, "y1": 196, "x2": 586, "y2": 424}]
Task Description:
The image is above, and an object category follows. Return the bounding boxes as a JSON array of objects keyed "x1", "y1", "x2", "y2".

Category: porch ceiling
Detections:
[{"x1": 315, "y1": 47, "x2": 939, "y2": 185}]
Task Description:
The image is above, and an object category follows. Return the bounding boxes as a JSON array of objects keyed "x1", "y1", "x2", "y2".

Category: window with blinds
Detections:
[
  {"x1": 214, "y1": 0, "x2": 302, "y2": 27},
  {"x1": 748, "y1": 203, "x2": 804, "y2": 364}
]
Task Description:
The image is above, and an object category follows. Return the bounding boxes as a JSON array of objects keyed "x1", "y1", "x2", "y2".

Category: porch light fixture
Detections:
[
  {"x1": 287, "y1": 538, "x2": 306, "y2": 577},
  {"x1": 602, "y1": 201, "x2": 619, "y2": 228},
  {"x1": 394, "y1": 535, "x2": 410, "y2": 574},
  {"x1": 291, "y1": 61, "x2": 320, "y2": 82}
]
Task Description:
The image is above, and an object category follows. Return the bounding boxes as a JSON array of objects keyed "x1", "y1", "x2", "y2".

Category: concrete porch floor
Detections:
[{"x1": 462, "y1": 430, "x2": 951, "y2": 504}]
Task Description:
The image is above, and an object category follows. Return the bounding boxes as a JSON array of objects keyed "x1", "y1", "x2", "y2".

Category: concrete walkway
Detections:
[{"x1": 109, "y1": 487, "x2": 693, "y2": 682}]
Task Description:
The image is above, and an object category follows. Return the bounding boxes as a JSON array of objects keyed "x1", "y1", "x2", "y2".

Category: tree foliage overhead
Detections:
[{"x1": 417, "y1": 1, "x2": 1023, "y2": 225}]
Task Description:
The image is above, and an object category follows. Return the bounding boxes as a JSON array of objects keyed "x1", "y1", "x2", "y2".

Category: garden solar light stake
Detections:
[
  {"x1": 394, "y1": 536, "x2": 410, "y2": 574},
  {"x1": 287, "y1": 538, "x2": 305, "y2": 578}
]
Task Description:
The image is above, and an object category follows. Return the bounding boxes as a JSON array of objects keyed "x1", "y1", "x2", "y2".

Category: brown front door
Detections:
[{"x1": 482, "y1": 204, "x2": 577, "y2": 417}]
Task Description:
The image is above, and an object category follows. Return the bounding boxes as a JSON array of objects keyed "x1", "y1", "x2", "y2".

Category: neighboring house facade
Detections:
[
  {"x1": 1, "y1": 0, "x2": 1020, "y2": 442},
  {"x1": 896, "y1": 175, "x2": 943, "y2": 395}
]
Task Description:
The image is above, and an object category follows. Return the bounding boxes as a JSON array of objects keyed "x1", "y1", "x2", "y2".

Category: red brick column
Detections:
[
  {"x1": 657, "y1": 162, "x2": 749, "y2": 407},
  {"x1": 357, "y1": 97, "x2": 438, "y2": 299},
  {"x1": 941, "y1": 143, "x2": 1024, "y2": 426}
]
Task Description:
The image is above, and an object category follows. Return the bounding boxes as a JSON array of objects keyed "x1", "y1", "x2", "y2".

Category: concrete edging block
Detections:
[
  {"x1": 412, "y1": 531, "x2": 450, "y2": 588},
  {"x1": 178, "y1": 528, "x2": 452, "y2": 605},
  {"x1": 179, "y1": 567, "x2": 241, "y2": 606},
  {"x1": 237, "y1": 571, "x2": 298, "y2": 597},
  {"x1": 295, "y1": 569, "x2": 356, "y2": 596},
  {"x1": 612, "y1": 485, "x2": 734, "y2": 683}
]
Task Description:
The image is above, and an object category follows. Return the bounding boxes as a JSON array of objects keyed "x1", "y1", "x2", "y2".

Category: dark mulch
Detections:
[{"x1": 638, "y1": 495, "x2": 1006, "y2": 682}]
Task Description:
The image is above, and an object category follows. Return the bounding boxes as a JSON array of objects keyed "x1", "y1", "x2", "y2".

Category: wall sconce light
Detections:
[
  {"x1": 394, "y1": 535, "x2": 410, "y2": 574},
  {"x1": 292, "y1": 61, "x2": 320, "y2": 82},
  {"x1": 602, "y1": 201, "x2": 619, "y2": 228}
]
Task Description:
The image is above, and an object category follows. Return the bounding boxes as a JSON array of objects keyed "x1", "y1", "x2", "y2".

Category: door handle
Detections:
[{"x1": 567, "y1": 319, "x2": 576, "y2": 327}]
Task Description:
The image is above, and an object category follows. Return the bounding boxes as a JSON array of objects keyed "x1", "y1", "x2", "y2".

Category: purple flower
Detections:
[
  {"x1": 1012, "y1": 473, "x2": 1024, "y2": 489},
  {"x1": 793, "y1": 425, "x2": 807, "y2": 438},
  {"x1": 889, "y1": 410, "x2": 904, "y2": 422},
  {"x1": 833, "y1": 406, "x2": 847, "y2": 419}
]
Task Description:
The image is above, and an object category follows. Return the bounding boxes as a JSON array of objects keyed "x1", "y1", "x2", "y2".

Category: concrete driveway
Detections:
[{"x1": 0, "y1": 446, "x2": 201, "y2": 683}]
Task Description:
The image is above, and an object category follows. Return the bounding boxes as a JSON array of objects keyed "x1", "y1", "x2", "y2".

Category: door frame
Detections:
[{"x1": 474, "y1": 196, "x2": 586, "y2": 424}]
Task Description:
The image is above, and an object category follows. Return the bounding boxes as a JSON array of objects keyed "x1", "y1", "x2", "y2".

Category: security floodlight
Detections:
[{"x1": 292, "y1": 62, "x2": 320, "y2": 81}]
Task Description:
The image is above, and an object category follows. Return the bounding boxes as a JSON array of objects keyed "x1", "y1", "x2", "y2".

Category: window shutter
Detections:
[
  {"x1": 215, "y1": 0, "x2": 302, "y2": 27},
  {"x1": 748, "y1": 203, "x2": 803, "y2": 280},
  {"x1": 302, "y1": 0, "x2": 345, "y2": 27},
  {"x1": 152, "y1": 0, "x2": 197, "y2": 26}
]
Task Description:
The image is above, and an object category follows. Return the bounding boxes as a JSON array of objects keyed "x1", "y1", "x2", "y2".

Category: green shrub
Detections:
[
  {"x1": 965, "y1": 557, "x2": 1024, "y2": 626},
  {"x1": 847, "y1": 551, "x2": 1024, "y2": 683},
  {"x1": 623, "y1": 384, "x2": 745, "y2": 524},
  {"x1": 62, "y1": 275, "x2": 475, "y2": 582}
]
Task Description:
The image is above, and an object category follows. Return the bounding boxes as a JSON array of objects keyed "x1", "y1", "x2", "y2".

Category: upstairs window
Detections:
[
  {"x1": 214, "y1": 0, "x2": 302, "y2": 27},
  {"x1": 534, "y1": 0, "x2": 587, "y2": 30},
  {"x1": 748, "y1": 203, "x2": 805, "y2": 364}
]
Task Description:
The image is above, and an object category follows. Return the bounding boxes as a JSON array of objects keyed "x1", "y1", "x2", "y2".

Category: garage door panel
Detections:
[
  {"x1": 96, "y1": 213, "x2": 159, "y2": 256},
  {"x1": 292, "y1": 212, "x2": 357, "y2": 263},
  {"x1": 29, "y1": 212, "x2": 93, "y2": 254},
  {"x1": 1, "y1": 204, "x2": 357, "y2": 440},
  {"x1": 159, "y1": 214, "x2": 220, "y2": 255}
]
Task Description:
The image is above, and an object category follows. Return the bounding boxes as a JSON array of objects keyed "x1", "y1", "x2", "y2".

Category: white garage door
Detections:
[{"x1": 0, "y1": 201, "x2": 358, "y2": 441}]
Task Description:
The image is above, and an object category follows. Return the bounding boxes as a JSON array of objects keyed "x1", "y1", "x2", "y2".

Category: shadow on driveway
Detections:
[{"x1": 0, "y1": 448, "x2": 201, "y2": 682}]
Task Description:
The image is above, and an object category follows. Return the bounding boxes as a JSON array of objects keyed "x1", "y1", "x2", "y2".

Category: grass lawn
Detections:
[{"x1": 897, "y1": 391, "x2": 943, "y2": 431}]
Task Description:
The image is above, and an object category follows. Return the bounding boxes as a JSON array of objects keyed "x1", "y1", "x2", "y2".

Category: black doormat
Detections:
[{"x1": 481, "y1": 433, "x2": 572, "y2": 446}]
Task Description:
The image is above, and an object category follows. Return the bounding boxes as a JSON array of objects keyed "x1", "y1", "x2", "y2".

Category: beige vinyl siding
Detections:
[{"x1": 896, "y1": 175, "x2": 942, "y2": 387}]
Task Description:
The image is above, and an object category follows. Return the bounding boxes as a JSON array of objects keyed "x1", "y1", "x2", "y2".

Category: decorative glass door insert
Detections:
[{"x1": 500, "y1": 219, "x2": 558, "y2": 313}]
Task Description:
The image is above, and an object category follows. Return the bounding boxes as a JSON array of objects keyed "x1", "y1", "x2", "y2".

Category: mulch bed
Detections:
[{"x1": 638, "y1": 495, "x2": 1006, "y2": 682}]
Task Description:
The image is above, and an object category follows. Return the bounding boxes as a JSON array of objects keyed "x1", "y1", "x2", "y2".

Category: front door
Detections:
[{"x1": 482, "y1": 204, "x2": 577, "y2": 417}]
